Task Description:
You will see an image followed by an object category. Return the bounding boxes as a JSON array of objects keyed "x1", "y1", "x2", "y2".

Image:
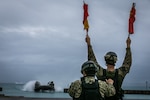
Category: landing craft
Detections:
[{"x1": 34, "y1": 81, "x2": 55, "y2": 92}]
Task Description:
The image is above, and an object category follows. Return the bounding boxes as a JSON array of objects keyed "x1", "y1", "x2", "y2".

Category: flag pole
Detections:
[
  {"x1": 128, "y1": 33, "x2": 130, "y2": 38},
  {"x1": 86, "y1": 30, "x2": 88, "y2": 35}
]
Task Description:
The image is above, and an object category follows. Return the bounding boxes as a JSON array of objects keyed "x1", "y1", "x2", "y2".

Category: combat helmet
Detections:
[
  {"x1": 104, "y1": 51, "x2": 117, "y2": 65},
  {"x1": 81, "y1": 61, "x2": 97, "y2": 76}
]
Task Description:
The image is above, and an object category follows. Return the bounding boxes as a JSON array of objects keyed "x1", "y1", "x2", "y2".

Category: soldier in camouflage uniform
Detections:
[
  {"x1": 85, "y1": 34, "x2": 132, "y2": 100},
  {"x1": 68, "y1": 61, "x2": 116, "y2": 100}
]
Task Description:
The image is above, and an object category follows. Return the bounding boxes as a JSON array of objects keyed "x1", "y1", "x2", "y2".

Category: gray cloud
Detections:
[{"x1": 0, "y1": 0, "x2": 150, "y2": 89}]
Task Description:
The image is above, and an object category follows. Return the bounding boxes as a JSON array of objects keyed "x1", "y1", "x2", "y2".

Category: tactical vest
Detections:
[
  {"x1": 100, "y1": 69, "x2": 124, "y2": 100},
  {"x1": 73, "y1": 78, "x2": 104, "y2": 100}
]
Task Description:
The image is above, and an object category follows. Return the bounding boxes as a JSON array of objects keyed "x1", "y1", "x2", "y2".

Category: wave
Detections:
[{"x1": 22, "y1": 80, "x2": 36, "y2": 91}]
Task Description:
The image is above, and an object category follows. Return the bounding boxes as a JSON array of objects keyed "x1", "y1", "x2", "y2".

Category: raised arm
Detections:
[
  {"x1": 120, "y1": 37, "x2": 132, "y2": 73},
  {"x1": 85, "y1": 34, "x2": 98, "y2": 64},
  {"x1": 85, "y1": 34, "x2": 105, "y2": 78}
]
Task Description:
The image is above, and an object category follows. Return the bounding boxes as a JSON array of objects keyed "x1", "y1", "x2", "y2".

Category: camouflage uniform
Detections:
[
  {"x1": 68, "y1": 76, "x2": 115, "y2": 98},
  {"x1": 87, "y1": 45, "x2": 132, "y2": 95}
]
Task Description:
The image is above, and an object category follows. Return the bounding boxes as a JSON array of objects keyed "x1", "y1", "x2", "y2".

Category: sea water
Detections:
[
  {"x1": 0, "y1": 81, "x2": 70, "y2": 98},
  {"x1": 0, "y1": 81, "x2": 150, "y2": 99}
]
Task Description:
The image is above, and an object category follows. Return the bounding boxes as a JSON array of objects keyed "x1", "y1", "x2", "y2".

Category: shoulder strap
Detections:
[
  {"x1": 114, "y1": 69, "x2": 119, "y2": 92},
  {"x1": 96, "y1": 80, "x2": 104, "y2": 100},
  {"x1": 103, "y1": 69, "x2": 106, "y2": 77},
  {"x1": 98, "y1": 69, "x2": 106, "y2": 81}
]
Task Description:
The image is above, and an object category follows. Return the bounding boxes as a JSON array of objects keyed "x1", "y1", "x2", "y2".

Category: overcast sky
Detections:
[{"x1": 0, "y1": 0, "x2": 150, "y2": 90}]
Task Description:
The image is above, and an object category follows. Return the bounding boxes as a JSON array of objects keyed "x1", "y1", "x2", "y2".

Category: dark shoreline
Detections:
[
  {"x1": 0, "y1": 94, "x2": 148, "y2": 100},
  {"x1": 124, "y1": 90, "x2": 150, "y2": 94},
  {"x1": 0, "y1": 95, "x2": 71, "y2": 100}
]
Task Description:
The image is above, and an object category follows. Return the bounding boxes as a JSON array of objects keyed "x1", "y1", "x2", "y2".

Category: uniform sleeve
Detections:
[
  {"x1": 119, "y1": 48, "x2": 132, "y2": 76},
  {"x1": 98, "y1": 80, "x2": 116, "y2": 98},
  {"x1": 87, "y1": 45, "x2": 98, "y2": 64},
  {"x1": 68, "y1": 80, "x2": 82, "y2": 98},
  {"x1": 88, "y1": 45, "x2": 104, "y2": 77}
]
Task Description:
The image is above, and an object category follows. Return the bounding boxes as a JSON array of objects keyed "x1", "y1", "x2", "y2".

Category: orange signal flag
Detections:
[
  {"x1": 128, "y1": 3, "x2": 136, "y2": 34},
  {"x1": 83, "y1": 3, "x2": 89, "y2": 33}
]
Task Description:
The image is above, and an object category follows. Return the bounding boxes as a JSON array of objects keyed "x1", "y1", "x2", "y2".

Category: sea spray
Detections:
[
  {"x1": 22, "y1": 80, "x2": 36, "y2": 91},
  {"x1": 55, "y1": 86, "x2": 63, "y2": 92}
]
